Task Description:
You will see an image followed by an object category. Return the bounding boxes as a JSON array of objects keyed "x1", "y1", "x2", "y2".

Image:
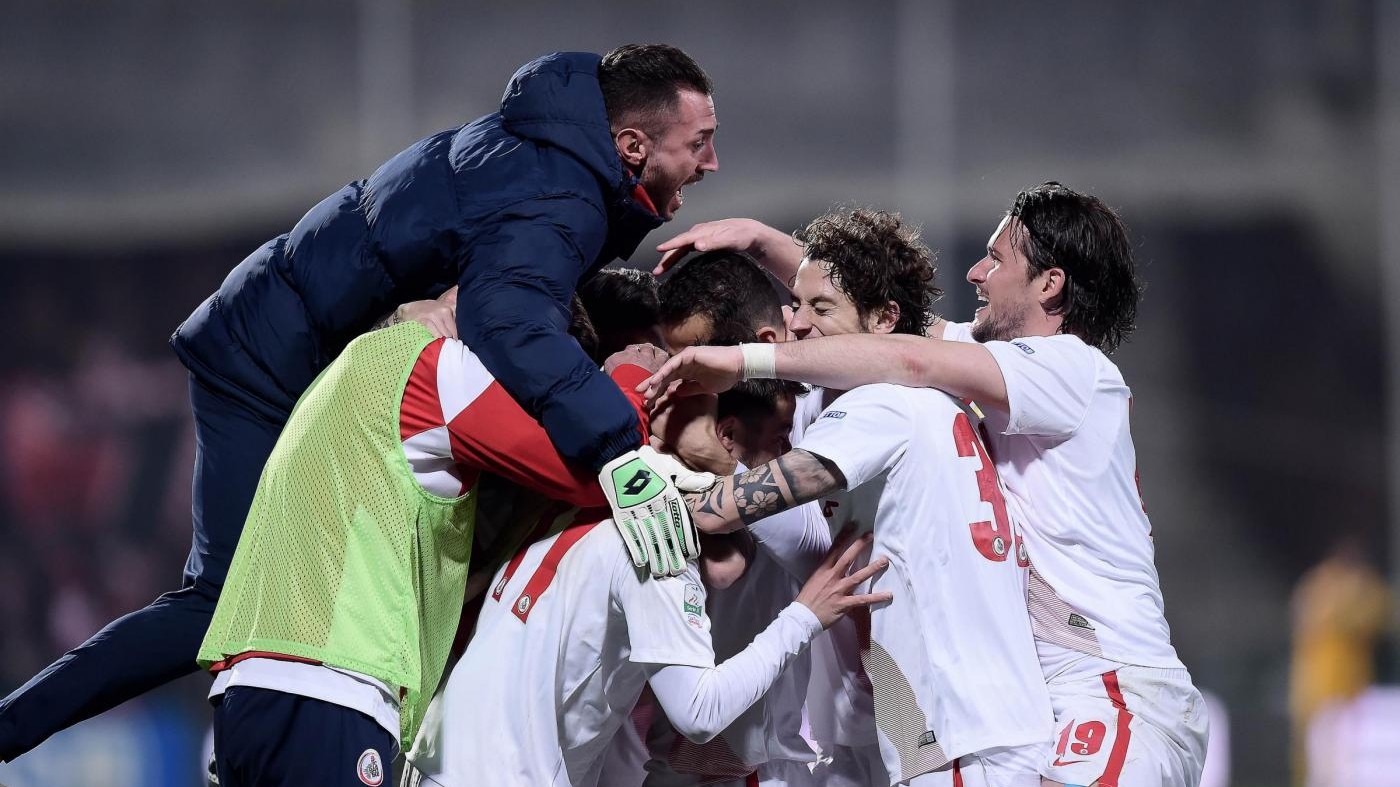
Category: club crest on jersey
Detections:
[
  {"x1": 357, "y1": 748, "x2": 384, "y2": 786},
  {"x1": 517, "y1": 595, "x2": 532, "y2": 615},
  {"x1": 1012, "y1": 341, "x2": 1036, "y2": 354}
]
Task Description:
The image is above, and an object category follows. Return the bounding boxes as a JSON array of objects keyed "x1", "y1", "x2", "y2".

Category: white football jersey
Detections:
[
  {"x1": 644, "y1": 546, "x2": 818, "y2": 782},
  {"x1": 406, "y1": 523, "x2": 715, "y2": 787},
  {"x1": 798, "y1": 383, "x2": 1053, "y2": 784},
  {"x1": 945, "y1": 324, "x2": 1184, "y2": 670},
  {"x1": 785, "y1": 388, "x2": 879, "y2": 751}
]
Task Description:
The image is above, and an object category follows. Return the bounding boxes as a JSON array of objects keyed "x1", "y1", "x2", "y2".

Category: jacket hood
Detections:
[{"x1": 500, "y1": 52, "x2": 626, "y2": 188}]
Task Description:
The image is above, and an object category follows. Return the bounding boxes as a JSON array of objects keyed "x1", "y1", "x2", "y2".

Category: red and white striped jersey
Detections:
[
  {"x1": 406, "y1": 523, "x2": 718, "y2": 787},
  {"x1": 398, "y1": 337, "x2": 650, "y2": 507}
]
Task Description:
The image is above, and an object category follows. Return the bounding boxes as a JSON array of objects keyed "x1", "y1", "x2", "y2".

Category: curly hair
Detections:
[
  {"x1": 1008, "y1": 182, "x2": 1140, "y2": 354},
  {"x1": 794, "y1": 208, "x2": 940, "y2": 336}
]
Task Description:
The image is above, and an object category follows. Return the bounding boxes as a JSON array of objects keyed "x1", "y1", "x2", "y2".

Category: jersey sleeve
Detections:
[
  {"x1": 447, "y1": 364, "x2": 650, "y2": 509},
  {"x1": 748, "y1": 502, "x2": 831, "y2": 582},
  {"x1": 940, "y1": 320, "x2": 976, "y2": 343},
  {"x1": 794, "y1": 384, "x2": 913, "y2": 490},
  {"x1": 644, "y1": 602, "x2": 822, "y2": 743},
  {"x1": 615, "y1": 558, "x2": 717, "y2": 670},
  {"x1": 454, "y1": 196, "x2": 641, "y2": 472},
  {"x1": 983, "y1": 335, "x2": 1099, "y2": 437}
]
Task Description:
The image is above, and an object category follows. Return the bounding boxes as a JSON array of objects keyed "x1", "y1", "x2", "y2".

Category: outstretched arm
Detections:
[
  {"x1": 685, "y1": 449, "x2": 847, "y2": 535},
  {"x1": 645, "y1": 531, "x2": 890, "y2": 742},
  {"x1": 654, "y1": 218, "x2": 804, "y2": 283},
  {"x1": 640, "y1": 334, "x2": 1009, "y2": 413}
]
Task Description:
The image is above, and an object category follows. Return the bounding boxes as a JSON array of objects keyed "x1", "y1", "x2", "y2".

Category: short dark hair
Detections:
[
  {"x1": 1007, "y1": 182, "x2": 1140, "y2": 353},
  {"x1": 598, "y1": 44, "x2": 712, "y2": 135},
  {"x1": 577, "y1": 268, "x2": 660, "y2": 359},
  {"x1": 658, "y1": 251, "x2": 784, "y2": 345},
  {"x1": 795, "y1": 208, "x2": 939, "y2": 336},
  {"x1": 717, "y1": 379, "x2": 807, "y2": 433},
  {"x1": 567, "y1": 293, "x2": 600, "y2": 363}
]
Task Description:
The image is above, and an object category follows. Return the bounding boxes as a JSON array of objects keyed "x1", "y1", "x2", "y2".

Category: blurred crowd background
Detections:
[{"x1": 2, "y1": 2, "x2": 1398, "y2": 785}]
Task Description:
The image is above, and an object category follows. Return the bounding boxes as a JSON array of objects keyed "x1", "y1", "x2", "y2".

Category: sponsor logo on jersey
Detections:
[
  {"x1": 516, "y1": 595, "x2": 532, "y2": 615},
  {"x1": 357, "y1": 749, "x2": 384, "y2": 786},
  {"x1": 1067, "y1": 613, "x2": 1095, "y2": 630},
  {"x1": 918, "y1": 730, "x2": 938, "y2": 746},
  {"x1": 821, "y1": 410, "x2": 846, "y2": 420},
  {"x1": 1012, "y1": 341, "x2": 1035, "y2": 354}
]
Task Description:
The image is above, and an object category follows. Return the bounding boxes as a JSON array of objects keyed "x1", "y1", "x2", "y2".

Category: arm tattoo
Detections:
[
  {"x1": 685, "y1": 449, "x2": 845, "y2": 533},
  {"x1": 371, "y1": 306, "x2": 403, "y2": 331}
]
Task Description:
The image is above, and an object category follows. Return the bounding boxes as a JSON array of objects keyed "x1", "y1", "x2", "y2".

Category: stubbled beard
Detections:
[{"x1": 971, "y1": 304, "x2": 1028, "y2": 343}]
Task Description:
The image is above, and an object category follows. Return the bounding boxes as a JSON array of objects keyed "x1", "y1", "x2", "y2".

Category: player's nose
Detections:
[
  {"x1": 966, "y1": 256, "x2": 989, "y2": 285},
  {"x1": 701, "y1": 144, "x2": 718, "y2": 173}
]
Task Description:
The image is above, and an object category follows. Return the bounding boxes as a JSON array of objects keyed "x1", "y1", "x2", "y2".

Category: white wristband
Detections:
[{"x1": 740, "y1": 343, "x2": 777, "y2": 380}]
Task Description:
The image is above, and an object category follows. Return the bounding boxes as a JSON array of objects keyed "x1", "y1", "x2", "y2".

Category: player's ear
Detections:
[
  {"x1": 868, "y1": 301, "x2": 900, "y2": 335},
  {"x1": 755, "y1": 324, "x2": 781, "y2": 344},
  {"x1": 1036, "y1": 267, "x2": 1067, "y2": 308},
  {"x1": 714, "y1": 415, "x2": 739, "y2": 455},
  {"x1": 613, "y1": 126, "x2": 650, "y2": 169}
]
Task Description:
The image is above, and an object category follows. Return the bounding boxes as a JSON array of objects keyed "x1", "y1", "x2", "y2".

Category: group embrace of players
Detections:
[{"x1": 0, "y1": 43, "x2": 1209, "y2": 787}]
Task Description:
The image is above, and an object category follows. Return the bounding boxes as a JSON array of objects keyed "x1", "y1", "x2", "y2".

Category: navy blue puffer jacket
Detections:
[{"x1": 172, "y1": 52, "x2": 663, "y2": 471}]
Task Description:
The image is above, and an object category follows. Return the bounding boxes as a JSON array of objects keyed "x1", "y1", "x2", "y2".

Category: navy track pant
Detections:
[
  {"x1": 213, "y1": 687, "x2": 396, "y2": 787},
  {"x1": 0, "y1": 375, "x2": 285, "y2": 762}
]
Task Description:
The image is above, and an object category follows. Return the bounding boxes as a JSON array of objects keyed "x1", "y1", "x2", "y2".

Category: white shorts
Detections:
[
  {"x1": 1041, "y1": 666, "x2": 1209, "y2": 787},
  {"x1": 903, "y1": 743, "x2": 1046, "y2": 787}
]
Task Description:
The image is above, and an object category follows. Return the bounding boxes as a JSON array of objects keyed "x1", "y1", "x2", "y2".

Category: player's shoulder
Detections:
[
  {"x1": 997, "y1": 334, "x2": 1121, "y2": 380},
  {"x1": 828, "y1": 380, "x2": 963, "y2": 417},
  {"x1": 827, "y1": 381, "x2": 910, "y2": 407},
  {"x1": 603, "y1": 525, "x2": 705, "y2": 595}
]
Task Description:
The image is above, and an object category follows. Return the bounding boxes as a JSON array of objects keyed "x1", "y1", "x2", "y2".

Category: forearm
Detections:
[
  {"x1": 685, "y1": 449, "x2": 845, "y2": 535},
  {"x1": 773, "y1": 334, "x2": 1009, "y2": 411},
  {"x1": 646, "y1": 602, "x2": 821, "y2": 742},
  {"x1": 371, "y1": 305, "x2": 403, "y2": 331},
  {"x1": 749, "y1": 223, "x2": 805, "y2": 285}
]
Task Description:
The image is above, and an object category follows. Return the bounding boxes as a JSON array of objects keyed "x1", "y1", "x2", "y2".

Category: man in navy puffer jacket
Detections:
[{"x1": 0, "y1": 44, "x2": 718, "y2": 762}]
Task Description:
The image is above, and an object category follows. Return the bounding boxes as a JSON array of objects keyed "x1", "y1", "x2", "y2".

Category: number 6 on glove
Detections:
[{"x1": 599, "y1": 446, "x2": 716, "y2": 577}]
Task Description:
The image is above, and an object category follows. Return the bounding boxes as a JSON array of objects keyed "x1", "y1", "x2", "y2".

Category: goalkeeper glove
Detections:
[{"x1": 600, "y1": 446, "x2": 717, "y2": 577}]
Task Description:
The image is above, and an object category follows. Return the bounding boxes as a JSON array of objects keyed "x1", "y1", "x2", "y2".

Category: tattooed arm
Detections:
[{"x1": 686, "y1": 449, "x2": 847, "y2": 535}]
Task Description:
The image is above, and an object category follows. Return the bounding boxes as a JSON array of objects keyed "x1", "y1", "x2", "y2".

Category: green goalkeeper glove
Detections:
[{"x1": 600, "y1": 446, "x2": 717, "y2": 577}]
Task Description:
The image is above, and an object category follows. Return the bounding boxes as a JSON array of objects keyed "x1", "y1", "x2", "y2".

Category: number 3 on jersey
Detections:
[{"x1": 952, "y1": 412, "x2": 1027, "y2": 566}]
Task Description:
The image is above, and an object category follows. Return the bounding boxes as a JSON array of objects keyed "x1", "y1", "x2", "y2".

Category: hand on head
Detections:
[
  {"x1": 638, "y1": 345, "x2": 745, "y2": 403},
  {"x1": 653, "y1": 218, "x2": 782, "y2": 275}
]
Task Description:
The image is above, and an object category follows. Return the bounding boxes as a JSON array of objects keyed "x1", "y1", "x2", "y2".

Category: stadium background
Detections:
[{"x1": 1, "y1": 1, "x2": 1396, "y2": 785}]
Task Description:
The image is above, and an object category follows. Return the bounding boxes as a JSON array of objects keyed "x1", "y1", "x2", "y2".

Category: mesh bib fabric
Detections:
[{"x1": 198, "y1": 322, "x2": 476, "y2": 748}]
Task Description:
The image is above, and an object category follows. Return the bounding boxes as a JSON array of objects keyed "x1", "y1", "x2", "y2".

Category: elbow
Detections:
[{"x1": 670, "y1": 717, "x2": 723, "y2": 744}]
